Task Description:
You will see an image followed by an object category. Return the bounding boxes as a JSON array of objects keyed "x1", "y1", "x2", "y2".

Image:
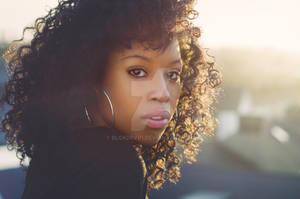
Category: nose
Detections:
[{"x1": 149, "y1": 70, "x2": 170, "y2": 102}]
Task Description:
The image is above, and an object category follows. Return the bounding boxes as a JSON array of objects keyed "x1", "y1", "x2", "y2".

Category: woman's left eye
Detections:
[{"x1": 169, "y1": 71, "x2": 180, "y2": 81}]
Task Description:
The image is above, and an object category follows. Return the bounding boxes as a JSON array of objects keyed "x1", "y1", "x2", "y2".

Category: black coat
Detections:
[{"x1": 21, "y1": 126, "x2": 148, "y2": 199}]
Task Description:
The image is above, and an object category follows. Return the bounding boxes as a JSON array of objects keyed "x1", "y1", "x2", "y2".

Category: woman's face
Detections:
[{"x1": 92, "y1": 39, "x2": 182, "y2": 146}]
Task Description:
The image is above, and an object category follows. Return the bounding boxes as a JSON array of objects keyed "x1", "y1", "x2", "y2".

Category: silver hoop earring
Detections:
[
  {"x1": 172, "y1": 108, "x2": 179, "y2": 132},
  {"x1": 100, "y1": 88, "x2": 115, "y2": 127},
  {"x1": 84, "y1": 105, "x2": 93, "y2": 125}
]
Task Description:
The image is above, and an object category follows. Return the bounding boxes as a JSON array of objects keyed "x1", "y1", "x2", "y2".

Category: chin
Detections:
[
  {"x1": 127, "y1": 124, "x2": 166, "y2": 146},
  {"x1": 139, "y1": 139, "x2": 159, "y2": 147},
  {"x1": 138, "y1": 130, "x2": 164, "y2": 146}
]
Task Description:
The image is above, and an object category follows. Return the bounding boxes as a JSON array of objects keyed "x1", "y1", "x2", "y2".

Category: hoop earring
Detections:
[
  {"x1": 172, "y1": 108, "x2": 179, "y2": 132},
  {"x1": 99, "y1": 87, "x2": 115, "y2": 127},
  {"x1": 175, "y1": 108, "x2": 178, "y2": 120},
  {"x1": 84, "y1": 104, "x2": 93, "y2": 125}
]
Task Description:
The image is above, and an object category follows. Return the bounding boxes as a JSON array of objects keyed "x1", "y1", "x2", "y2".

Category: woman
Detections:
[{"x1": 0, "y1": 0, "x2": 221, "y2": 198}]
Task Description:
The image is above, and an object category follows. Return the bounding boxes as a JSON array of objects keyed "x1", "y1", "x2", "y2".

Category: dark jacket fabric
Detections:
[{"x1": 21, "y1": 126, "x2": 148, "y2": 199}]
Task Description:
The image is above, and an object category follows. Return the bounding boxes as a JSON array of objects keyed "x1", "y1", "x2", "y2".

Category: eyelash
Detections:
[{"x1": 128, "y1": 67, "x2": 180, "y2": 81}]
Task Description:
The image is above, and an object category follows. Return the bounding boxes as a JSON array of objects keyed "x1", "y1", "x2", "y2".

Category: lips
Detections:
[
  {"x1": 142, "y1": 110, "x2": 171, "y2": 129},
  {"x1": 141, "y1": 110, "x2": 171, "y2": 120}
]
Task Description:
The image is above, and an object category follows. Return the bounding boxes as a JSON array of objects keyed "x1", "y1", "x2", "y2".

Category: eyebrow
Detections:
[
  {"x1": 169, "y1": 59, "x2": 182, "y2": 67},
  {"x1": 120, "y1": 54, "x2": 151, "y2": 62},
  {"x1": 120, "y1": 54, "x2": 182, "y2": 67}
]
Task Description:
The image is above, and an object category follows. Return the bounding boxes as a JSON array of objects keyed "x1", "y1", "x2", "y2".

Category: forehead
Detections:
[{"x1": 112, "y1": 39, "x2": 181, "y2": 58}]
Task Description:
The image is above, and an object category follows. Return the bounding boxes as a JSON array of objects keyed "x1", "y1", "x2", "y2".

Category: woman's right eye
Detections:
[{"x1": 128, "y1": 68, "x2": 147, "y2": 78}]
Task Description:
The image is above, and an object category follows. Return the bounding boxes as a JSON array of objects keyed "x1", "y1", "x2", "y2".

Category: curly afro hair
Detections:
[{"x1": 1, "y1": 0, "x2": 222, "y2": 195}]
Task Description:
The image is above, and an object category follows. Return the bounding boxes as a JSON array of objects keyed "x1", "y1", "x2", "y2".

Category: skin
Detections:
[{"x1": 89, "y1": 38, "x2": 182, "y2": 146}]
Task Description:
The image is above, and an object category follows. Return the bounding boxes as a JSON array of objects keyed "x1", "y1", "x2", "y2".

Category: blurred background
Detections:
[{"x1": 1, "y1": 0, "x2": 300, "y2": 199}]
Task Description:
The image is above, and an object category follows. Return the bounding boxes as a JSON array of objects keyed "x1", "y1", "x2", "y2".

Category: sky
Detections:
[
  {"x1": 0, "y1": 0, "x2": 300, "y2": 53},
  {"x1": 195, "y1": 0, "x2": 300, "y2": 53}
]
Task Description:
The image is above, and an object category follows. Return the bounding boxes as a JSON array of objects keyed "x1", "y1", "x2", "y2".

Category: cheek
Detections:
[
  {"x1": 108, "y1": 75, "x2": 143, "y2": 129},
  {"x1": 115, "y1": 97, "x2": 145, "y2": 135}
]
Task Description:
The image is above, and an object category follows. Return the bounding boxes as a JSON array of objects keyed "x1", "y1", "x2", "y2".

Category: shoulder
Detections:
[
  {"x1": 60, "y1": 126, "x2": 145, "y2": 198},
  {"x1": 22, "y1": 126, "x2": 146, "y2": 199},
  {"x1": 66, "y1": 126, "x2": 140, "y2": 166}
]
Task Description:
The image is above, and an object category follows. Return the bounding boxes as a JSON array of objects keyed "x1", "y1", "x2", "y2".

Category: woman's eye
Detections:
[
  {"x1": 128, "y1": 68, "x2": 147, "y2": 78},
  {"x1": 169, "y1": 71, "x2": 180, "y2": 81}
]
